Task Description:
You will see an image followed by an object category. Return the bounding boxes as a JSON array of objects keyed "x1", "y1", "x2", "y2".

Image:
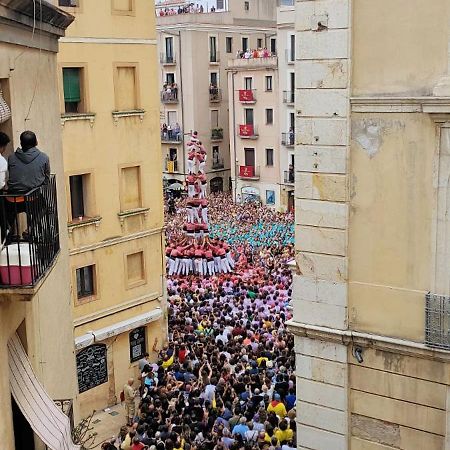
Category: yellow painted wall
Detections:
[
  {"x1": 352, "y1": 0, "x2": 449, "y2": 96},
  {"x1": 348, "y1": 113, "x2": 436, "y2": 341}
]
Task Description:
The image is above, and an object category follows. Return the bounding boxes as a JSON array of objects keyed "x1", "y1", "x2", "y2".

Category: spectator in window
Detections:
[{"x1": 7, "y1": 131, "x2": 50, "y2": 194}]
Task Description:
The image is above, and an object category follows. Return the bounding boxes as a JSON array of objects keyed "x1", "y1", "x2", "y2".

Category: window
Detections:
[
  {"x1": 69, "y1": 174, "x2": 92, "y2": 220},
  {"x1": 212, "y1": 146, "x2": 220, "y2": 165},
  {"x1": 244, "y1": 148, "x2": 255, "y2": 166},
  {"x1": 165, "y1": 74, "x2": 175, "y2": 87},
  {"x1": 265, "y1": 76, "x2": 273, "y2": 92},
  {"x1": 165, "y1": 37, "x2": 174, "y2": 62},
  {"x1": 114, "y1": 65, "x2": 138, "y2": 111},
  {"x1": 270, "y1": 38, "x2": 276, "y2": 54},
  {"x1": 226, "y1": 37, "x2": 233, "y2": 53},
  {"x1": 244, "y1": 1, "x2": 249, "y2": 11},
  {"x1": 209, "y1": 36, "x2": 218, "y2": 62},
  {"x1": 266, "y1": 109, "x2": 273, "y2": 125},
  {"x1": 120, "y1": 166, "x2": 142, "y2": 211},
  {"x1": 112, "y1": 0, "x2": 135, "y2": 14},
  {"x1": 244, "y1": 108, "x2": 254, "y2": 125},
  {"x1": 126, "y1": 251, "x2": 145, "y2": 286},
  {"x1": 257, "y1": 38, "x2": 263, "y2": 48},
  {"x1": 242, "y1": 37, "x2": 248, "y2": 51},
  {"x1": 266, "y1": 190, "x2": 275, "y2": 205},
  {"x1": 290, "y1": 72, "x2": 295, "y2": 92},
  {"x1": 76, "y1": 265, "x2": 95, "y2": 299},
  {"x1": 266, "y1": 148, "x2": 274, "y2": 166},
  {"x1": 62, "y1": 67, "x2": 84, "y2": 114},
  {"x1": 130, "y1": 327, "x2": 146, "y2": 363},
  {"x1": 210, "y1": 72, "x2": 218, "y2": 87},
  {"x1": 217, "y1": 0, "x2": 224, "y2": 8},
  {"x1": 290, "y1": 34, "x2": 296, "y2": 62},
  {"x1": 244, "y1": 77, "x2": 252, "y2": 90},
  {"x1": 167, "y1": 110, "x2": 177, "y2": 125},
  {"x1": 59, "y1": 0, "x2": 78, "y2": 6},
  {"x1": 169, "y1": 148, "x2": 177, "y2": 161},
  {"x1": 211, "y1": 110, "x2": 219, "y2": 128}
]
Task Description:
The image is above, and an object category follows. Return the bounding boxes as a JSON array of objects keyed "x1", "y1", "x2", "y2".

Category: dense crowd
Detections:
[
  {"x1": 157, "y1": 3, "x2": 217, "y2": 16},
  {"x1": 108, "y1": 194, "x2": 296, "y2": 450}
]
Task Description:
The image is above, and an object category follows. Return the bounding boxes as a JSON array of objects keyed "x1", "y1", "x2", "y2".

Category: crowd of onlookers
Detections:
[
  {"x1": 235, "y1": 49, "x2": 275, "y2": 60},
  {"x1": 157, "y1": 4, "x2": 218, "y2": 16},
  {"x1": 102, "y1": 194, "x2": 296, "y2": 450}
]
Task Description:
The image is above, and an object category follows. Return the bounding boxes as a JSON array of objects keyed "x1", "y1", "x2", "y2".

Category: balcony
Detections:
[
  {"x1": 238, "y1": 89, "x2": 256, "y2": 103},
  {"x1": 209, "y1": 88, "x2": 222, "y2": 103},
  {"x1": 238, "y1": 124, "x2": 258, "y2": 139},
  {"x1": 285, "y1": 49, "x2": 295, "y2": 65},
  {"x1": 425, "y1": 292, "x2": 450, "y2": 350},
  {"x1": 211, "y1": 127, "x2": 224, "y2": 141},
  {"x1": 238, "y1": 165, "x2": 260, "y2": 180},
  {"x1": 281, "y1": 131, "x2": 295, "y2": 147},
  {"x1": 161, "y1": 129, "x2": 182, "y2": 144},
  {"x1": 0, "y1": 175, "x2": 60, "y2": 297},
  {"x1": 212, "y1": 158, "x2": 225, "y2": 170},
  {"x1": 164, "y1": 160, "x2": 179, "y2": 173},
  {"x1": 283, "y1": 90, "x2": 295, "y2": 104},
  {"x1": 161, "y1": 90, "x2": 178, "y2": 104},
  {"x1": 160, "y1": 53, "x2": 176, "y2": 65},
  {"x1": 228, "y1": 56, "x2": 278, "y2": 70},
  {"x1": 284, "y1": 170, "x2": 295, "y2": 184},
  {"x1": 209, "y1": 51, "x2": 220, "y2": 64}
]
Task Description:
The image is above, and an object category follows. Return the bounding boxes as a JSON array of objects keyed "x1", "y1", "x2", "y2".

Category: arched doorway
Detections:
[{"x1": 210, "y1": 176, "x2": 223, "y2": 193}]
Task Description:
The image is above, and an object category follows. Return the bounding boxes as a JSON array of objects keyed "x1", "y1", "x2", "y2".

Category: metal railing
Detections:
[
  {"x1": 209, "y1": 51, "x2": 220, "y2": 63},
  {"x1": 212, "y1": 158, "x2": 225, "y2": 169},
  {"x1": 0, "y1": 175, "x2": 60, "y2": 288},
  {"x1": 160, "y1": 90, "x2": 179, "y2": 103},
  {"x1": 284, "y1": 170, "x2": 295, "y2": 184},
  {"x1": 238, "y1": 124, "x2": 258, "y2": 138},
  {"x1": 209, "y1": 88, "x2": 222, "y2": 102},
  {"x1": 285, "y1": 48, "x2": 295, "y2": 64},
  {"x1": 165, "y1": 160, "x2": 179, "y2": 173},
  {"x1": 281, "y1": 131, "x2": 295, "y2": 146},
  {"x1": 283, "y1": 90, "x2": 295, "y2": 104},
  {"x1": 211, "y1": 128, "x2": 224, "y2": 140},
  {"x1": 160, "y1": 53, "x2": 176, "y2": 64},
  {"x1": 161, "y1": 130, "x2": 182, "y2": 143},
  {"x1": 238, "y1": 165, "x2": 260, "y2": 179},
  {"x1": 425, "y1": 292, "x2": 450, "y2": 349}
]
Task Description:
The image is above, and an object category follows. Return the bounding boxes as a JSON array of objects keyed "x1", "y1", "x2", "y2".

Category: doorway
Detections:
[{"x1": 12, "y1": 396, "x2": 35, "y2": 450}]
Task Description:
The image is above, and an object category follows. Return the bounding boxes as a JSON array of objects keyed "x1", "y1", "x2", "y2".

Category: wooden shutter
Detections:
[{"x1": 63, "y1": 68, "x2": 81, "y2": 103}]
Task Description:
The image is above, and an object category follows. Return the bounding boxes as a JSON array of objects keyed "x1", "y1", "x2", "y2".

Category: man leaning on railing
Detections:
[{"x1": 4, "y1": 131, "x2": 50, "y2": 241}]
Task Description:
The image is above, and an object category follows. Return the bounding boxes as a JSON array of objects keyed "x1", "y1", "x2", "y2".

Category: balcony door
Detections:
[
  {"x1": 167, "y1": 111, "x2": 177, "y2": 126},
  {"x1": 209, "y1": 36, "x2": 217, "y2": 62},
  {"x1": 165, "y1": 37, "x2": 173, "y2": 61},
  {"x1": 245, "y1": 108, "x2": 254, "y2": 125},
  {"x1": 244, "y1": 148, "x2": 255, "y2": 167}
]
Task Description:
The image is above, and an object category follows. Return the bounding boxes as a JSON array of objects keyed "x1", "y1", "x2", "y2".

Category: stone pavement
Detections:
[{"x1": 89, "y1": 402, "x2": 127, "y2": 449}]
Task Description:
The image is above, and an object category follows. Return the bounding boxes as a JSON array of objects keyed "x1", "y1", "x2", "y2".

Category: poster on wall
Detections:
[
  {"x1": 76, "y1": 344, "x2": 108, "y2": 393},
  {"x1": 129, "y1": 327, "x2": 147, "y2": 363}
]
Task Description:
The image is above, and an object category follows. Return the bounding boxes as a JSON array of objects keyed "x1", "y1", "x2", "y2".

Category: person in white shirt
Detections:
[{"x1": 0, "y1": 132, "x2": 9, "y2": 190}]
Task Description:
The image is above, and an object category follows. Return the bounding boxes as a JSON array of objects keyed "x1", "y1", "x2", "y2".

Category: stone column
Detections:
[{"x1": 293, "y1": 0, "x2": 352, "y2": 449}]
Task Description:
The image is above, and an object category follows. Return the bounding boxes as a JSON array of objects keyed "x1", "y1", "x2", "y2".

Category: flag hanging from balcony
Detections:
[
  {"x1": 239, "y1": 89, "x2": 254, "y2": 102},
  {"x1": 239, "y1": 166, "x2": 255, "y2": 178},
  {"x1": 239, "y1": 124, "x2": 254, "y2": 137}
]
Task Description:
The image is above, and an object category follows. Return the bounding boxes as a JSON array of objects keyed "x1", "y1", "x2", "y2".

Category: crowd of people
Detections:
[
  {"x1": 105, "y1": 193, "x2": 296, "y2": 450},
  {"x1": 162, "y1": 83, "x2": 179, "y2": 102},
  {"x1": 157, "y1": 3, "x2": 217, "y2": 16},
  {"x1": 235, "y1": 49, "x2": 275, "y2": 60}
]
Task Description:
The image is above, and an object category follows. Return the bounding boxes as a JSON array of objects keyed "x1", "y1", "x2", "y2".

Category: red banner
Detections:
[
  {"x1": 239, "y1": 124, "x2": 254, "y2": 137},
  {"x1": 239, "y1": 165, "x2": 255, "y2": 178},
  {"x1": 239, "y1": 89, "x2": 254, "y2": 102}
]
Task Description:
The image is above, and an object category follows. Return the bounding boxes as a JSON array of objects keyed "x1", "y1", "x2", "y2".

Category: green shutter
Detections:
[{"x1": 63, "y1": 68, "x2": 81, "y2": 103}]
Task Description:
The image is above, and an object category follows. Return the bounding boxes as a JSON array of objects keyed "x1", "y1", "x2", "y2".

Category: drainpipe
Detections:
[{"x1": 231, "y1": 70, "x2": 238, "y2": 202}]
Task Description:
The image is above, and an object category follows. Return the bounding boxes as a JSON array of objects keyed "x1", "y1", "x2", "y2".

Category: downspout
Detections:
[{"x1": 231, "y1": 70, "x2": 238, "y2": 201}]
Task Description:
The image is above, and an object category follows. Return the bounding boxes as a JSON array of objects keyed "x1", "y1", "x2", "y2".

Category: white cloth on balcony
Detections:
[{"x1": 8, "y1": 333, "x2": 80, "y2": 450}]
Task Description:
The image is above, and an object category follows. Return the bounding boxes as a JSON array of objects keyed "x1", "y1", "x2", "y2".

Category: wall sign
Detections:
[
  {"x1": 76, "y1": 344, "x2": 108, "y2": 393},
  {"x1": 129, "y1": 327, "x2": 146, "y2": 363}
]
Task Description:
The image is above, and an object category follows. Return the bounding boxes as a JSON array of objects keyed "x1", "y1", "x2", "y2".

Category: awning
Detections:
[
  {"x1": 75, "y1": 308, "x2": 163, "y2": 349},
  {"x1": 8, "y1": 334, "x2": 80, "y2": 450}
]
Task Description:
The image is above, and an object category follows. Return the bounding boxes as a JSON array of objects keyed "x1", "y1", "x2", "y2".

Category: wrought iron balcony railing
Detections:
[{"x1": 425, "y1": 292, "x2": 450, "y2": 350}]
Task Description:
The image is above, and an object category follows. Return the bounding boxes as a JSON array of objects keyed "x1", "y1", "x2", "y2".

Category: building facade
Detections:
[
  {"x1": 56, "y1": 0, "x2": 166, "y2": 418},
  {"x1": 0, "y1": 2, "x2": 78, "y2": 450},
  {"x1": 157, "y1": 0, "x2": 278, "y2": 195},
  {"x1": 290, "y1": 1, "x2": 450, "y2": 449}
]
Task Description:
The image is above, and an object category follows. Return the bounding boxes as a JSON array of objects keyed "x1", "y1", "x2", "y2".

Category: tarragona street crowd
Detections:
[{"x1": 109, "y1": 193, "x2": 296, "y2": 450}]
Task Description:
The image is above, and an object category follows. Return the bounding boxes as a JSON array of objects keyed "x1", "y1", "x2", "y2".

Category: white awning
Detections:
[
  {"x1": 94, "y1": 308, "x2": 162, "y2": 342},
  {"x1": 74, "y1": 333, "x2": 95, "y2": 351},
  {"x1": 8, "y1": 334, "x2": 80, "y2": 450}
]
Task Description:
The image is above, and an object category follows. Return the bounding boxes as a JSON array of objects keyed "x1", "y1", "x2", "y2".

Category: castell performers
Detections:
[{"x1": 166, "y1": 132, "x2": 235, "y2": 276}]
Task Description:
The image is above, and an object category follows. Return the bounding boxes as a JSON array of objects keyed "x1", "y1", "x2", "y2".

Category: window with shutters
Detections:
[
  {"x1": 69, "y1": 173, "x2": 94, "y2": 222},
  {"x1": 76, "y1": 265, "x2": 96, "y2": 301},
  {"x1": 62, "y1": 67, "x2": 85, "y2": 114},
  {"x1": 114, "y1": 65, "x2": 139, "y2": 111},
  {"x1": 266, "y1": 148, "x2": 274, "y2": 166},
  {"x1": 120, "y1": 166, "x2": 142, "y2": 211},
  {"x1": 266, "y1": 109, "x2": 273, "y2": 125}
]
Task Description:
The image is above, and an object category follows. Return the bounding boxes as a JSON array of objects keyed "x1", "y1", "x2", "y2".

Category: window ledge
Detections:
[
  {"x1": 61, "y1": 113, "x2": 96, "y2": 127},
  {"x1": 112, "y1": 109, "x2": 145, "y2": 123},
  {"x1": 68, "y1": 216, "x2": 102, "y2": 234},
  {"x1": 118, "y1": 207, "x2": 150, "y2": 226}
]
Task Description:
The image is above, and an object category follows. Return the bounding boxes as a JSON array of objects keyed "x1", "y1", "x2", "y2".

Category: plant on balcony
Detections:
[{"x1": 211, "y1": 127, "x2": 223, "y2": 140}]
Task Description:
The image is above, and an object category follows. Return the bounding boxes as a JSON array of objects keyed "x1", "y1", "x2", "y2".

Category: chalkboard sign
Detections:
[
  {"x1": 76, "y1": 344, "x2": 108, "y2": 393},
  {"x1": 129, "y1": 327, "x2": 146, "y2": 363}
]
